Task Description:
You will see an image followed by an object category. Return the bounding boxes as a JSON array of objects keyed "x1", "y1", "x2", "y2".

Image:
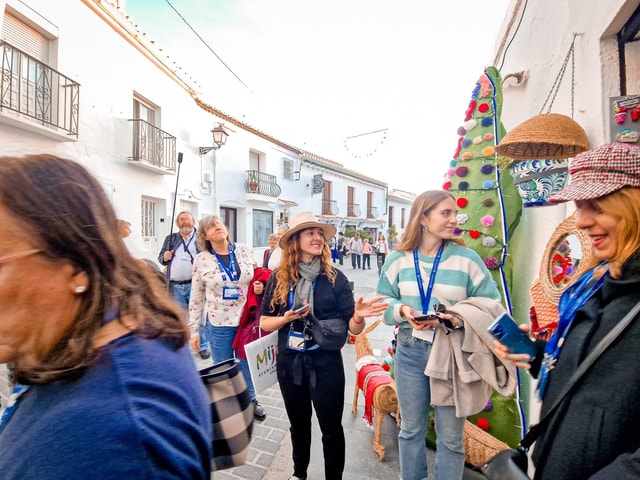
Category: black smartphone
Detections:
[
  {"x1": 487, "y1": 313, "x2": 537, "y2": 361},
  {"x1": 413, "y1": 314, "x2": 437, "y2": 322}
]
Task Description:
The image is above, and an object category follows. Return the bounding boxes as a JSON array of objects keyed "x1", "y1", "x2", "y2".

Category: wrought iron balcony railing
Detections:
[
  {"x1": 322, "y1": 199, "x2": 339, "y2": 216},
  {"x1": 245, "y1": 170, "x2": 281, "y2": 197},
  {"x1": 0, "y1": 41, "x2": 79, "y2": 137},
  {"x1": 367, "y1": 206, "x2": 378, "y2": 219},
  {"x1": 347, "y1": 203, "x2": 361, "y2": 217},
  {"x1": 128, "y1": 119, "x2": 177, "y2": 173}
]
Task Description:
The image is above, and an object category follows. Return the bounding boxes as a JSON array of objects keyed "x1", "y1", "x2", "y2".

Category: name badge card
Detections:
[
  {"x1": 222, "y1": 286, "x2": 241, "y2": 300},
  {"x1": 287, "y1": 330, "x2": 306, "y2": 351}
]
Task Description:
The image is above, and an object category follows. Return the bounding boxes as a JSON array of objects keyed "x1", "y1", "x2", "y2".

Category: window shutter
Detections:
[{"x1": 2, "y1": 13, "x2": 49, "y2": 63}]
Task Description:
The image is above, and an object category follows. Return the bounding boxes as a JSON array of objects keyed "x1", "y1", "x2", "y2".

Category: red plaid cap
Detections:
[{"x1": 549, "y1": 142, "x2": 640, "y2": 202}]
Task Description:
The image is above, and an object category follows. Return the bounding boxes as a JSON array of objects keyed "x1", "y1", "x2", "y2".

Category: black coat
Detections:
[{"x1": 532, "y1": 256, "x2": 640, "y2": 480}]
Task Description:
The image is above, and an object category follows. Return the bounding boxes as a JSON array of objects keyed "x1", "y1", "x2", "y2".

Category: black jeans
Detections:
[
  {"x1": 362, "y1": 254, "x2": 371, "y2": 269},
  {"x1": 278, "y1": 349, "x2": 346, "y2": 480},
  {"x1": 351, "y1": 253, "x2": 361, "y2": 269}
]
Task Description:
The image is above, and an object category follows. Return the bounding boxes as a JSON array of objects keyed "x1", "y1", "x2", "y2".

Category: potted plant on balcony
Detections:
[{"x1": 248, "y1": 172, "x2": 258, "y2": 192}]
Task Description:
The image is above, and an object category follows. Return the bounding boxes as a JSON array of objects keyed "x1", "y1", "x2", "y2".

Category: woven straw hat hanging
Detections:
[{"x1": 495, "y1": 34, "x2": 589, "y2": 160}]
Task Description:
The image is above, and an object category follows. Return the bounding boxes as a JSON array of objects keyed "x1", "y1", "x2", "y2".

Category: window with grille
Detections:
[
  {"x1": 141, "y1": 198, "x2": 156, "y2": 238},
  {"x1": 283, "y1": 158, "x2": 294, "y2": 180}
]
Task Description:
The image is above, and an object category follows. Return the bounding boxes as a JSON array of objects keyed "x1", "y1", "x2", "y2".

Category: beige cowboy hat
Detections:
[{"x1": 279, "y1": 211, "x2": 337, "y2": 248}]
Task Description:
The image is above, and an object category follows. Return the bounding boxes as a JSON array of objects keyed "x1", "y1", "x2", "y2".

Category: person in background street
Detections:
[
  {"x1": 188, "y1": 215, "x2": 267, "y2": 421},
  {"x1": 361, "y1": 238, "x2": 373, "y2": 269},
  {"x1": 263, "y1": 233, "x2": 278, "y2": 267},
  {"x1": 0, "y1": 154, "x2": 211, "y2": 479},
  {"x1": 376, "y1": 190, "x2": 502, "y2": 480},
  {"x1": 260, "y1": 211, "x2": 388, "y2": 480},
  {"x1": 267, "y1": 223, "x2": 290, "y2": 270},
  {"x1": 350, "y1": 233, "x2": 363, "y2": 269},
  {"x1": 329, "y1": 234, "x2": 339, "y2": 263},
  {"x1": 337, "y1": 231, "x2": 346, "y2": 265},
  {"x1": 117, "y1": 219, "x2": 132, "y2": 238},
  {"x1": 158, "y1": 211, "x2": 210, "y2": 360},
  {"x1": 495, "y1": 142, "x2": 640, "y2": 480},
  {"x1": 375, "y1": 233, "x2": 389, "y2": 273}
]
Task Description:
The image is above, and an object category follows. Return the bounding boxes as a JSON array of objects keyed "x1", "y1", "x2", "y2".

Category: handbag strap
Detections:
[{"x1": 520, "y1": 298, "x2": 640, "y2": 449}]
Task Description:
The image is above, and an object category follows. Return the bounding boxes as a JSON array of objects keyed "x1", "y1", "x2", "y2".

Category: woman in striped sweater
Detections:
[{"x1": 376, "y1": 190, "x2": 500, "y2": 480}]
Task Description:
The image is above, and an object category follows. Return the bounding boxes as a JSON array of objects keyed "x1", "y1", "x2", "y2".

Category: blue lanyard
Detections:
[
  {"x1": 413, "y1": 242, "x2": 445, "y2": 314},
  {"x1": 538, "y1": 265, "x2": 608, "y2": 399},
  {"x1": 210, "y1": 243, "x2": 239, "y2": 282},
  {"x1": 182, "y1": 230, "x2": 195, "y2": 253},
  {"x1": 287, "y1": 281, "x2": 316, "y2": 309},
  {"x1": 0, "y1": 383, "x2": 30, "y2": 433}
]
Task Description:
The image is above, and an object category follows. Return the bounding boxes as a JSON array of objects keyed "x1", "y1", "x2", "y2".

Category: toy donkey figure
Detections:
[{"x1": 352, "y1": 320, "x2": 399, "y2": 460}]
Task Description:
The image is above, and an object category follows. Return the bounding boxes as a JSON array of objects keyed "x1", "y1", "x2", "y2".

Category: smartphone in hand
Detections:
[
  {"x1": 292, "y1": 304, "x2": 309, "y2": 314},
  {"x1": 413, "y1": 314, "x2": 437, "y2": 322},
  {"x1": 488, "y1": 313, "x2": 537, "y2": 361}
]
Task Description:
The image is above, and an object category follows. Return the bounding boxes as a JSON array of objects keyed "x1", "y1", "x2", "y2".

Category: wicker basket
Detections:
[
  {"x1": 495, "y1": 113, "x2": 589, "y2": 160},
  {"x1": 463, "y1": 420, "x2": 511, "y2": 467}
]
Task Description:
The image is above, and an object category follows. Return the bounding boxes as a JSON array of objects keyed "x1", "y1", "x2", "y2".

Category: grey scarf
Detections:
[{"x1": 293, "y1": 257, "x2": 321, "y2": 317}]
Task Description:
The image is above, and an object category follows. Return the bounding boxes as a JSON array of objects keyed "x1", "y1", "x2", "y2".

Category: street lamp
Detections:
[{"x1": 199, "y1": 124, "x2": 229, "y2": 155}]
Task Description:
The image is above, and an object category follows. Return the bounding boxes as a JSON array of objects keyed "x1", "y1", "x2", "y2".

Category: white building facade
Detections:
[{"x1": 0, "y1": 0, "x2": 391, "y2": 268}]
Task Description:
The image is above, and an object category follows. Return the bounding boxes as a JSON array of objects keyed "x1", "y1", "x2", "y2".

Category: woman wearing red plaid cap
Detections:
[{"x1": 495, "y1": 142, "x2": 640, "y2": 480}]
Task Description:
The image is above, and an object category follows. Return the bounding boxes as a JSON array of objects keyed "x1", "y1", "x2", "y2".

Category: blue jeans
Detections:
[
  {"x1": 171, "y1": 283, "x2": 209, "y2": 352},
  {"x1": 394, "y1": 327, "x2": 466, "y2": 480},
  {"x1": 202, "y1": 322, "x2": 257, "y2": 401}
]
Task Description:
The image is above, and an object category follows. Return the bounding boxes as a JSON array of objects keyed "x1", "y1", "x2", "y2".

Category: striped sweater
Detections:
[{"x1": 376, "y1": 241, "x2": 501, "y2": 326}]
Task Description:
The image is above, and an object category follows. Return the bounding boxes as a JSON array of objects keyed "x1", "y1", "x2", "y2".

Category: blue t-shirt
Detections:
[{"x1": 0, "y1": 334, "x2": 212, "y2": 479}]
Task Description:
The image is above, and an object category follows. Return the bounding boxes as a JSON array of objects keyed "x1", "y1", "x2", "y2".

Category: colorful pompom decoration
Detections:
[
  {"x1": 447, "y1": 167, "x2": 456, "y2": 177},
  {"x1": 381, "y1": 363, "x2": 390, "y2": 372},
  {"x1": 458, "y1": 181, "x2": 469, "y2": 191},
  {"x1": 481, "y1": 146, "x2": 496, "y2": 157},
  {"x1": 443, "y1": 181, "x2": 452, "y2": 191},
  {"x1": 461, "y1": 152, "x2": 473, "y2": 160},
  {"x1": 473, "y1": 136, "x2": 483, "y2": 145},
  {"x1": 464, "y1": 119, "x2": 477, "y2": 131},
  {"x1": 484, "y1": 133, "x2": 494, "y2": 141},
  {"x1": 482, "y1": 180, "x2": 495, "y2": 189},
  {"x1": 450, "y1": 159, "x2": 458, "y2": 167},
  {"x1": 484, "y1": 257, "x2": 499, "y2": 269},
  {"x1": 477, "y1": 103, "x2": 490, "y2": 113},
  {"x1": 483, "y1": 198, "x2": 494, "y2": 207},
  {"x1": 457, "y1": 126, "x2": 467, "y2": 136},
  {"x1": 477, "y1": 418, "x2": 490, "y2": 431},
  {"x1": 461, "y1": 138, "x2": 472, "y2": 148},
  {"x1": 453, "y1": 227, "x2": 462, "y2": 235},
  {"x1": 457, "y1": 198, "x2": 468, "y2": 208},
  {"x1": 481, "y1": 117, "x2": 494, "y2": 127},
  {"x1": 456, "y1": 214, "x2": 469, "y2": 225},
  {"x1": 469, "y1": 230, "x2": 481, "y2": 239},
  {"x1": 480, "y1": 164, "x2": 495, "y2": 175},
  {"x1": 484, "y1": 400, "x2": 493, "y2": 411},
  {"x1": 482, "y1": 236, "x2": 497, "y2": 248},
  {"x1": 455, "y1": 166, "x2": 469, "y2": 177},
  {"x1": 480, "y1": 215, "x2": 495, "y2": 227}
]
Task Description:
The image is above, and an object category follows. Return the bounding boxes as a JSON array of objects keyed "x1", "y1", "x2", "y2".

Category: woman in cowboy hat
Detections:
[
  {"x1": 261, "y1": 211, "x2": 387, "y2": 480},
  {"x1": 495, "y1": 142, "x2": 640, "y2": 480}
]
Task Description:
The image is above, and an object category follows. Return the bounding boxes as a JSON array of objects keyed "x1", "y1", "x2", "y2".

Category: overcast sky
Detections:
[{"x1": 125, "y1": 0, "x2": 511, "y2": 194}]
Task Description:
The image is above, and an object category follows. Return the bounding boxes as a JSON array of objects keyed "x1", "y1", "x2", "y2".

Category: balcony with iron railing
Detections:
[
  {"x1": 367, "y1": 206, "x2": 378, "y2": 219},
  {"x1": 322, "y1": 199, "x2": 339, "y2": 216},
  {"x1": 245, "y1": 170, "x2": 281, "y2": 197},
  {"x1": 0, "y1": 41, "x2": 79, "y2": 137},
  {"x1": 347, "y1": 203, "x2": 361, "y2": 217},
  {"x1": 128, "y1": 119, "x2": 177, "y2": 174}
]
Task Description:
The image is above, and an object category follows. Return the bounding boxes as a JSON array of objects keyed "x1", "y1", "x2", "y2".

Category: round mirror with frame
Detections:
[{"x1": 539, "y1": 214, "x2": 596, "y2": 305}]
